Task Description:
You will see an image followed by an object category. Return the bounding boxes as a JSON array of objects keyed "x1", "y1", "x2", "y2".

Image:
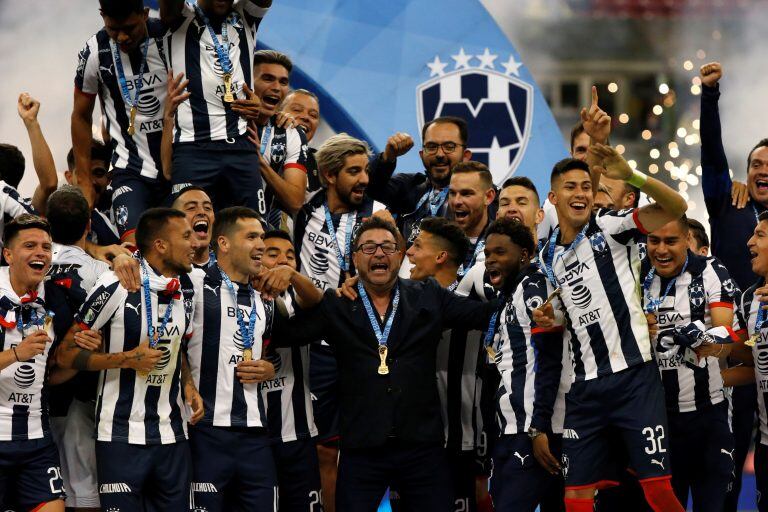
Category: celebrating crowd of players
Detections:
[{"x1": 0, "y1": 0, "x2": 767, "y2": 511}]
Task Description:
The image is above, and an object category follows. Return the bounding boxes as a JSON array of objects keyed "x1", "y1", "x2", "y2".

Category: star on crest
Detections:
[
  {"x1": 477, "y1": 48, "x2": 498, "y2": 70},
  {"x1": 451, "y1": 48, "x2": 473, "y2": 70},
  {"x1": 501, "y1": 55, "x2": 523, "y2": 76},
  {"x1": 427, "y1": 55, "x2": 448, "y2": 77}
]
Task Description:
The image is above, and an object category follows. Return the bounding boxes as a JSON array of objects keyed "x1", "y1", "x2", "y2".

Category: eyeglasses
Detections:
[
  {"x1": 355, "y1": 242, "x2": 398, "y2": 255},
  {"x1": 423, "y1": 142, "x2": 466, "y2": 155}
]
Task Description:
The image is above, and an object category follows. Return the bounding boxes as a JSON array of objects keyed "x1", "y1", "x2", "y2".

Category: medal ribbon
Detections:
[
  {"x1": 483, "y1": 298, "x2": 505, "y2": 352},
  {"x1": 413, "y1": 187, "x2": 449, "y2": 217},
  {"x1": 193, "y1": 4, "x2": 233, "y2": 76},
  {"x1": 755, "y1": 292, "x2": 766, "y2": 337},
  {"x1": 218, "y1": 266, "x2": 259, "y2": 351},
  {"x1": 458, "y1": 239, "x2": 486, "y2": 278},
  {"x1": 642, "y1": 255, "x2": 689, "y2": 314},
  {"x1": 140, "y1": 259, "x2": 175, "y2": 348},
  {"x1": 543, "y1": 224, "x2": 589, "y2": 288},
  {"x1": 358, "y1": 282, "x2": 400, "y2": 348},
  {"x1": 259, "y1": 122, "x2": 273, "y2": 156},
  {"x1": 111, "y1": 38, "x2": 149, "y2": 115},
  {"x1": 324, "y1": 204, "x2": 355, "y2": 273}
]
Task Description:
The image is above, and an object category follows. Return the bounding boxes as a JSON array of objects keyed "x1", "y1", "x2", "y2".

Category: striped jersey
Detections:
[
  {"x1": 77, "y1": 269, "x2": 195, "y2": 444},
  {"x1": 260, "y1": 289, "x2": 316, "y2": 442},
  {"x1": 0, "y1": 268, "x2": 72, "y2": 441},
  {"x1": 167, "y1": 1, "x2": 268, "y2": 143},
  {"x1": 75, "y1": 19, "x2": 169, "y2": 179},
  {"x1": 187, "y1": 265, "x2": 272, "y2": 428},
  {"x1": 539, "y1": 209, "x2": 651, "y2": 382},
  {"x1": 642, "y1": 253, "x2": 737, "y2": 413},
  {"x1": 490, "y1": 264, "x2": 566, "y2": 435},
  {"x1": 0, "y1": 182, "x2": 35, "y2": 249},
  {"x1": 736, "y1": 281, "x2": 768, "y2": 446}
]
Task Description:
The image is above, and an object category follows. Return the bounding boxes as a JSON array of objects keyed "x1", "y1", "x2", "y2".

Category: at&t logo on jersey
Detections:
[
  {"x1": 13, "y1": 364, "x2": 36, "y2": 389},
  {"x1": 416, "y1": 48, "x2": 532, "y2": 184}
]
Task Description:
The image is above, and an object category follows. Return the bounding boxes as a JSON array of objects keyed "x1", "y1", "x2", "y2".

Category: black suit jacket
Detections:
[{"x1": 272, "y1": 277, "x2": 497, "y2": 450}]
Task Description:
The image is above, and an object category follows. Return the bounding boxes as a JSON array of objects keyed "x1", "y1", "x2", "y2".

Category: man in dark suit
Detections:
[{"x1": 272, "y1": 216, "x2": 498, "y2": 511}]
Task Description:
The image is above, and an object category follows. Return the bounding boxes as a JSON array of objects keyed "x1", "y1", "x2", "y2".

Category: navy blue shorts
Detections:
[
  {"x1": 189, "y1": 424, "x2": 277, "y2": 512},
  {"x1": 172, "y1": 138, "x2": 266, "y2": 215},
  {"x1": 490, "y1": 433, "x2": 564, "y2": 512},
  {"x1": 310, "y1": 343, "x2": 340, "y2": 444},
  {"x1": 562, "y1": 361, "x2": 671, "y2": 490},
  {"x1": 96, "y1": 440, "x2": 190, "y2": 511},
  {"x1": 0, "y1": 437, "x2": 65, "y2": 510},
  {"x1": 668, "y1": 401, "x2": 734, "y2": 510},
  {"x1": 271, "y1": 438, "x2": 322, "y2": 512},
  {"x1": 110, "y1": 170, "x2": 170, "y2": 240}
]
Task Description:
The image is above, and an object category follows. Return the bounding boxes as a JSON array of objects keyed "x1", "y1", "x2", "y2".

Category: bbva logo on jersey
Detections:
[{"x1": 416, "y1": 48, "x2": 532, "y2": 184}]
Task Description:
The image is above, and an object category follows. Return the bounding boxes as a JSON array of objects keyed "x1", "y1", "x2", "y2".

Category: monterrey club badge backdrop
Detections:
[{"x1": 149, "y1": 0, "x2": 568, "y2": 193}]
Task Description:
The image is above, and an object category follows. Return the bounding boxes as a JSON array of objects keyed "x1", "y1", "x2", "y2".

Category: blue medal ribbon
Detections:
[
  {"x1": 752, "y1": 203, "x2": 761, "y2": 223},
  {"x1": 193, "y1": 4, "x2": 233, "y2": 76},
  {"x1": 357, "y1": 282, "x2": 400, "y2": 349},
  {"x1": 324, "y1": 204, "x2": 355, "y2": 273},
  {"x1": 414, "y1": 187, "x2": 449, "y2": 217},
  {"x1": 111, "y1": 37, "x2": 149, "y2": 116},
  {"x1": 755, "y1": 293, "x2": 767, "y2": 335},
  {"x1": 140, "y1": 260, "x2": 175, "y2": 348},
  {"x1": 642, "y1": 255, "x2": 689, "y2": 314},
  {"x1": 259, "y1": 123, "x2": 273, "y2": 156},
  {"x1": 16, "y1": 307, "x2": 51, "y2": 338},
  {"x1": 447, "y1": 280, "x2": 459, "y2": 293},
  {"x1": 543, "y1": 224, "x2": 589, "y2": 288},
  {"x1": 218, "y1": 266, "x2": 259, "y2": 351},
  {"x1": 483, "y1": 301, "x2": 504, "y2": 351},
  {"x1": 458, "y1": 239, "x2": 486, "y2": 278}
]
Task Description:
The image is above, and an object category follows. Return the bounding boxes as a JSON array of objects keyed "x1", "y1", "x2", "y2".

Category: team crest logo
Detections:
[
  {"x1": 561, "y1": 454, "x2": 570, "y2": 479},
  {"x1": 270, "y1": 142, "x2": 287, "y2": 164},
  {"x1": 115, "y1": 205, "x2": 129, "y2": 228},
  {"x1": 417, "y1": 48, "x2": 532, "y2": 184},
  {"x1": 589, "y1": 232, "x2": 608, "y2": 254},
  {"x1": 688, "y1": 282, "x2": 706, "y2": 308}
]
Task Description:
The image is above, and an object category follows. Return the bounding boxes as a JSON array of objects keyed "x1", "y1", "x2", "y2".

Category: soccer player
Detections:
[
  {"x1": 280, "y1": 89, "x2": 322, "y2": 195},
  {"x1": 73, "y1": 0, "x2": 171, "y2": 244},
  {"x1": 260, "y1": 229, "x2": 324, "y2": 511},
  {"x1": 643, "y1": 216, "x2": 737, "y2": 509},
  {"x1": 0, "y1": 215, "x2": 99, "y2": 512},
  {"x1": 536, "y1": 147, "x2": 688, "y2": 512},
  {"x1": 367, "y1": 116, "x2": 469, "y2": 244},
  {"x1": 294, "y1": 133, "x2": 383, "y2": 511},
  {"x1": 700, "y1": 61, "x2": 765, "y2": 510},
  {"x1": 172, "y1": 185, "x2": 215, "y2": 269},
  {"x1": 250, "y1": 50, "x2": 309, "y2": 228},
  {"x1": 16, "y1": 93, "x2": 58, "y2": 216},
  {"x1": 687, "y1": 218, "x2": 710, "y2": 256},
  {"x1": 46, "y1": 187, "x2": 111, "y2": 512},
  {"x1": 160, "y1": 0, "x2": 271, "y2": 214},
  {"x1": 271, "y1": 216, "x2": 499, "y2": 510},
  {"x1": 55, "y1": 208, "x2": 203, "y2": 511}
]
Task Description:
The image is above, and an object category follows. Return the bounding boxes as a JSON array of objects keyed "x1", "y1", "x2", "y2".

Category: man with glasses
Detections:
[
  {"x1": 367, "y1": 116, "x2": 472, "y2": 245},
  {"x1": 271, "y1": 216, "x2": 498, "y2": 510}
]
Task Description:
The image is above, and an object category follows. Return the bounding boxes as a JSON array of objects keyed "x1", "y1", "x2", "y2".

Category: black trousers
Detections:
[{"x1": 337, "y1": 439, "x2": 452, "y2": 512}]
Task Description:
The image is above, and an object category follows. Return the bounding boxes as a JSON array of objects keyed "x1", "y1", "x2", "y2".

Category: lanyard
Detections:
[
  {"x1": 324, "y1": 204, "x2": 355, "y2": 273},
  {"x1": 193, "y1": 4, "x2": 232, "y2": 75},
  {"x1": 16, "y1": 307, "x2": 51, "y2": 338},
  {"x1": 447, "y1": 280, "x2": 459, "y2": 293},
  {"x1": 111, "y1": 37, "x2": 149, "y2": 111},
  {"x1": 358, "y1": 282, "x2": 400, "y2": 347},
  {"x1": 642, "y1": 255, "x2": 689, "y2": 314},
  {"x1": 543, "y1": 224, "x2": 589, "y2": 288},
  {"x1": 483, "y1": 301, "x2": 504, "y2": 350},
  {"x1": 218, "y1": 266, "x2": 259, "y2": 350},
  {"x1": 414, "y1": 187, "x2": 449, "y2": 217},
  {"x1": 458, "y1": 239, "x2": 486, "y2": 278},
  {"x1": 752, "y1": 203, "x2": 761, "y2": 223},
  {"x1": 140, "y1": 260, "x2": 175, "y2": 347},
  {"x1": 260, "y1": 122, "x2": 272, "y2": 156}
]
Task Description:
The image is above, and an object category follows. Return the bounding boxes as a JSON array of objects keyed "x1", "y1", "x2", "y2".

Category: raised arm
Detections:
[
  {"x1": 581, "y1": 86, "x2": 612, "y2": 193},
  {"x1": 17, "y1": 94, "x2": 57, "y2": 215},
  {"x1": 366, "y1": 133, "x2": 417, "y2": 213},
  {"x1": 161, "y1": 70, "x2": 190, "y2": 181},
  {"x1": 71, "y1": 90, "x2": 97, "y2": 207},
  {"x1": 699, "y1": 62, "x2": 732, "y2": 210}
]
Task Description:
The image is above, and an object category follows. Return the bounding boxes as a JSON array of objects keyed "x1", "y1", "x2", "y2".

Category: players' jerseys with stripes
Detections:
[
  {"x1": 75, "y1": 19, "x2": 168, "y2": 179},
  {"x1": 88, "y1": 209, "x2": 121, "y2": 247},
  {"x1": 736, "y1": 281, "x2": 768, "y2": 446},
  {"x1": 260, "y1": 290, "x2": 316, "y2": 442},
  {"x1": 0, "y1": 268, "x2": 72, "y2": 441},
  {"x1": 491, "y1": 264, "x2": 566, "y2": 435},
  {"x1": 187, "y1": 265, "x2": 272, "y2": 428},
  {"x1": 641, "y1": 253, "x2": 737, "y2": 413},
  {"x1": 77, "y1": 268, "x2": 195, "y2": 444},
  {"x1": 539, "y1": 209, "x2": 650, "y2": 382},
  {"x1": 294, "y1": 191, "x2": 384, "y2": 291},
  {"x1": 0, "y1": 182, "x2": 35, "y2": 249},
  {"x1": 167, "y1": 1, "x2": 268, "y2": 143},
  {"x1": 258, "y1": 118, "x2": 309, "y2": 230}
]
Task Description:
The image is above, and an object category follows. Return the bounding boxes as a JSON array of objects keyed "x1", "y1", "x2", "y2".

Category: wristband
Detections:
[
  {"x1": 12, "y1": 346, "x2": 19, "y2": 362},
  {"x1": 627, "y1": 170, "x2": 648, "y2": 188}
]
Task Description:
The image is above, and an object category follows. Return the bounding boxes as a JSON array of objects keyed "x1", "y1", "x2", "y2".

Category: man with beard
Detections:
[
  {"x1": 367, "y1": 116, "x2": 470, "y2": 245},
  {"x1": 280, "y1": 89, "x2": 322, "y2": 196},
  {"x1": 293, "y1": 133, "x2": 383, "y2": 512},
  {"x1": 172, "y1": 186, "x2": 215, "y2": 269},
  {"x1": 271, "y1": 216, "x2": 498, "y2": 510},
  {"x1": 448, "y1": 162, "x2": 496, "y2": 275},
  {"x1": 56, "y1": 208, "x2": 204, "y2": 511}
]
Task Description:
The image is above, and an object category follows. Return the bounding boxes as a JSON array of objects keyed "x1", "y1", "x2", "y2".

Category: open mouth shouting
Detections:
[
  {"x1": 755, "y1": 178, "x2": 768, "y2": 193},
  {"x1": 28, "y1": 260, "x2": 46, "y2": 272},
  {"x1": 369, "y1": 261, "x2": 389, "y2": 276},
  {"x1": 193, "y1": 218, "x2": 210, "y2": 239},
  {"x1": 485, "y1": 267, "x2": 503, "y2": 287},
  {"x1": 261, "y1": 94, "x2": 281, "y2": 111},
  {"x1": 350, "y1": 185, "x2": 366, "y2": 202},
  {"x1": 570, "y1": 200, "x2": 588, "y2": 214},
  {"x1": 453, "y1": 209, "x2": 470, "y2": 223}
]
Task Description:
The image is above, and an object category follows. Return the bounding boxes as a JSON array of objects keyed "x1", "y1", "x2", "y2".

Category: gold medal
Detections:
[
  {"x1": 746, "y1": 333, "x2": 758, "y2": 347},
  {"x1": 43, "y1": 315, "x2": 53, "y2": 335},
  {"x1": 243, "y1": 348, "x2": 253, "y2": 361},
  {"x1": 486, "y1": 345, "x2": 497, "y2": 360},
  {"x1": 223, "y1": 73, "x2": 234, "y2": 103},
  {"x1": 127, "y1": 106, "x2": 137, "y2": 135},
  {"x1": 544, "y1": 287, "x2": 562, "y2": 306},
  {"x1": 377, "y1": 345, "x2": 389, "y2": 375}
]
